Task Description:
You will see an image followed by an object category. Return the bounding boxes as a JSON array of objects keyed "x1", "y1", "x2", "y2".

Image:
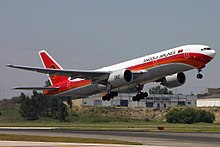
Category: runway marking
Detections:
[
  {"x1": 0, "y1": 128, "x2": 220, "y2": 147},
  {"x1": 0, "y1": 141, "x2": 166, "y2": 147},
  {"x1": 0, "y1": 127, "x2": 57, "y2": 130}
]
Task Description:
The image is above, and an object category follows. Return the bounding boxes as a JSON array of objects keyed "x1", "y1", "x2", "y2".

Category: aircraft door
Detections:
[
  {"x1": 153, "y1": 59, "x2": 158, "y2": 66},
  {"x1": 184, "y1": 49, "x2": 190, "y2": 59},
  {"x1": 152, "y1": 58, "x2": 162, "y2": 76},
  {"x1": 67, "y1": 82, "x2": 71, "y2": 89}
]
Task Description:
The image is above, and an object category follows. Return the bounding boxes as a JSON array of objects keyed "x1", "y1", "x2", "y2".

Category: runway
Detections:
[
  {"x1": 0, "y1": 141, "x2": 149, "y2": 147},
  {"x1": 0, "y1": 128, "x2": 219, "y2": 147}
]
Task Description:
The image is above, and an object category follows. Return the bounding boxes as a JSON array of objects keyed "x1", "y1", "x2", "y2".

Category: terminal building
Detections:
[
  {"x1": 197, "y1": 88, "x2": 220, "y2": 107},
  {"x1": 73, "y1": 93, "x2": 197, "y2": 109},
  {"x1": 72, "y1": 88, "x2": 220, "y2": 108}
]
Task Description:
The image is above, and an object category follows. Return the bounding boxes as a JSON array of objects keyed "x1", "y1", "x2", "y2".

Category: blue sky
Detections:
[{"x1": 0, "y1": 0, "x2": 220, "y2": 98}]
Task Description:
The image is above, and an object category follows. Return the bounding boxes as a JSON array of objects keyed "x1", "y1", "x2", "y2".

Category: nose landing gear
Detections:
[
  {"x1": 197, "y1": 69, "x2": 203, "y2": 79},
  {"x1": 197, "y1": 73, "x2": 203, "y2": 79}
]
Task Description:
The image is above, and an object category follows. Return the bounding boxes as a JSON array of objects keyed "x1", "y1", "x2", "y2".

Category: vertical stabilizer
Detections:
[{"x1": 39, "y1": 50, "x2": 68, "y2": 85}]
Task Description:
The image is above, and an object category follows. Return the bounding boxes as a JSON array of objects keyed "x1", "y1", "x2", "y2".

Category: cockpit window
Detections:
[{"x1": 201, "y1": 48, "x2": 212, "y2": 51}]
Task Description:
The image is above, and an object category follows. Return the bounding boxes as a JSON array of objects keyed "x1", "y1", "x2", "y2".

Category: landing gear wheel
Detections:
[
  {"x1": 132, "y1": 96, "x2": 137, "y2": 101},
  {"x1": 102, "y1": 91, "x2": 118, "y2": 101},
  {"x1": 136, "y1": 94, "x2": 141, "y2": 101},
  {"x1": 140, "y1": 92, "x2": 148, "y2": 98},
  {"x1": 197, "y1": 73, "x2": 203, "y2": 79},
  {"x1": 132, "y1": 85, "x2": 148, "y2": 101},
  {"x1": 197, "y1": 69, "x2": 203, "y2": 79},
  {"x1": 132, "y1": 96, "x2": 141, "y2": 101},
  {"x1": 112, "y1": 91, "x2": 118, "y2": 97},
  {"x1": 106, "y1": 97, "x2": 111, "y2": 101},
  {"x1": 102, "y1": 96, "x2": 107, "y2": 101}
]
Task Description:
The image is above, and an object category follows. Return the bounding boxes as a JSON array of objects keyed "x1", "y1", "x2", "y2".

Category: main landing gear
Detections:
[
  {"x1": 132, "y1": 85, "x2": 148, "y2": 101},
  {"x1": 102, "y1": 85, "x2": 149, "y2": 102},
  {"x1": 132, "y1": 91, "x2": 148, "y2": 101},
  {"x1": 102, "y1": 91, "x2": 118, "y2": 101},
  {"x1": 197, "y1": 69, "x2": 203, "y2": 79}
]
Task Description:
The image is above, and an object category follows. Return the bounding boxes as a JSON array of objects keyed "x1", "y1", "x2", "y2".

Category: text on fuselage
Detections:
[{"x1": 143, "y1": 50, "x2": 176, "y2": 62}]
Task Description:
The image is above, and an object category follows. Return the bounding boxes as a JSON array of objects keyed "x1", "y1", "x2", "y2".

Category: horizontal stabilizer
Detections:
[{"x1": 12, "y1": 87, "x2": 60, "y2": 91}]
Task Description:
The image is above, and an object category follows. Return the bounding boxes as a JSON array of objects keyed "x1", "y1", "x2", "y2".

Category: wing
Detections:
[
  {"x1": 6, "y1": 64, "x2": 110, "y2": 82},
  {"x1": 13, "y1": 86, "x2": 60, "y2": 91}
]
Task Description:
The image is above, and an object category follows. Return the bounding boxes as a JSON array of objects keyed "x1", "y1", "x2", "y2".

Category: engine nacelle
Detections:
[
  {"x1": 108, "y1": 69, "x2": 133, "y2": 87},
  {"x1": 161, "y1": 72, "x2": 186, "y2": 88}
]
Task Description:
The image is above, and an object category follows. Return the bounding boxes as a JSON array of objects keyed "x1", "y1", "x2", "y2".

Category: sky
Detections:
[{"x1": 0, "y1": 0, "x2": 220, "y2": 99}]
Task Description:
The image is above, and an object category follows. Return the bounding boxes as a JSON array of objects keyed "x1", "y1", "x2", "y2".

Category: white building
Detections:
[
  {"x1": 78, "y1": 93, "x2": 197, "y2": 109},
  {"x1": 197, "y1": 98, "x2": 220, "y2": 107},
  {"x1": 197, "y1": 88, "x2": 220, "y2": 107}
]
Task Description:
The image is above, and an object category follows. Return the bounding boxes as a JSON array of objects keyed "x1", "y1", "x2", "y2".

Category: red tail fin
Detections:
[{"x1": 39, "y1": 50, "x2": 68, "y2": 85}]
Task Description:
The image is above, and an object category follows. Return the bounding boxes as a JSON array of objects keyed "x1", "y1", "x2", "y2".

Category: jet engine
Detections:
[
  {"x1": 108, "y1": 69, "x2": 133, "y2": 87},
  {"x1": 160, "y1": 72, "x2": 186, "y2": 88}
]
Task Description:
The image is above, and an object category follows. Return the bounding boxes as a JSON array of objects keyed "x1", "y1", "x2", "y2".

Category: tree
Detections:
[
  {"x1": 67, "y1": 97, "x2": 73, "y2": 114},
  {"x1": 31, "y1": 91, "x2": 49, "y2": 117},
  {"x1": 149, "y1": 86, "x2": 173, "y2": 95},
  {"x1": 48, "y1": 96, "x2": 69, "y2": 122},
  {"x1": 166, "y1": 108, "x2": 215, "y2": 124},
  {"x1": 49, "y1": 96, "x2": 59, "y2": 119},
  {"x1": 19, "y1": 93, "x2": 39, "y2": 120},
  {"x1": 58, "y1": 99, "x2": 69, "y2": 122},
  {"x1": 19, "y1": 92, "x2": 69, "y2": 122}
]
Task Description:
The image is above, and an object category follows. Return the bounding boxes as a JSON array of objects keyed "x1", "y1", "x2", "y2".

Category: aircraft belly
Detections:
[
  {"x1": 112, "y1": 63, "x2": 193, "y2": 91},
  {"x1": 58, "y1": 63, "x2": 193, "y2": 96},
  {"x1": 57, "y1": 84, "x2": 107, "y2": 97},
  {"x1": 133, "y1": 63, "x2": 194, "y2": 85}
]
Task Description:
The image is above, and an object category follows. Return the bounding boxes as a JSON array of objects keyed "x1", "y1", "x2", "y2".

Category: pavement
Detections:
[
  {"x1": 0, "y1": 128, "x2": 219, "y2": 147},
  {"x1": 0, "y1": 141, "x2": 162, "y2": 147}
]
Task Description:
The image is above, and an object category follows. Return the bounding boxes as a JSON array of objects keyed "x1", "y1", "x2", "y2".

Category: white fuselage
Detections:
[{"x1": 59, "y1": 44, "x2": 215, "y2": 96}]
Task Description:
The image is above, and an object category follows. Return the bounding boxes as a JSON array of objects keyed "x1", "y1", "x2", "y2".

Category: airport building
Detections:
[
  {"x1": 73, "y1": 93, "x2": 197, "y2": 109},
  {"x1": 72, "y1": 88, "x2": 220, "y2": 108},
  {"x1": 197, "y1": 88, "x2": 220, "y2": 107}
]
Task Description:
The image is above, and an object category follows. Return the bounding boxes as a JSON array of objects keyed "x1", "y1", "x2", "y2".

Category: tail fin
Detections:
[{"x1": 39, "y1": 50, "x2": 68, "y2": 85}]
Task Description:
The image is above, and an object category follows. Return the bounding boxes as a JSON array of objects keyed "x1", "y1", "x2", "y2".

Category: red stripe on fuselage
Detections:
[
  {"x1": 43, "y1": 79, "x2": 91, "y2": 95},
  {"x1": 128, "y1": 53, "x2": 213, "y2": 71},
  {"x1": 44, "y1": 52, "x2": 213, "y2": 95}
]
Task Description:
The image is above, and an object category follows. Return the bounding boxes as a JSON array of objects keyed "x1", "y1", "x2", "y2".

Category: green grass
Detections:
[
  {"x1": 0, "y1": 107, "x2": 219, "y2": 133},
  {"x1": 0, "y1": 134, "x2": 141, "y2": 145},
  {"x1": 59, "y1": 122, "x2": 220, "y2": 132}
]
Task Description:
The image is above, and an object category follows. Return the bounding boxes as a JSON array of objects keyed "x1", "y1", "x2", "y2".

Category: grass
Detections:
[
  {"x1": 0, "y1": 134, "x2": 142, "y2": 145},
  {"x1": 59, "y1": 122, "x2": 220, "y2": 132},
  {"x1": 0, "y1": 106, "x2": 220, "y2": 132}
]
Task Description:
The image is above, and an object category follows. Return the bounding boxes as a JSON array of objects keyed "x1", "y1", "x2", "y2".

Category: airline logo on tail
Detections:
[{"x1": 39, "y1": 50, "x2": 68, "y2": 85}]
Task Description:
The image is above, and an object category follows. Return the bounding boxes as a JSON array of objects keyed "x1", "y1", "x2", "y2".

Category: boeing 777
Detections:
[{"x1": 6, "y1": 44, "x2": 216, "y2": 101}]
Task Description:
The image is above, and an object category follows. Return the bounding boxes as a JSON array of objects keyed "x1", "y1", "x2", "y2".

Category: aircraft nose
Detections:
[{"x1": 209, "y1": 50, "x2": 216, "y2": 58}]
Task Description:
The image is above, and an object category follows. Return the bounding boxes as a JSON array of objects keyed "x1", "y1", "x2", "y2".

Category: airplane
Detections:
[{"x1": 6, "y1": 44, "x2": 216, "y2": 101}]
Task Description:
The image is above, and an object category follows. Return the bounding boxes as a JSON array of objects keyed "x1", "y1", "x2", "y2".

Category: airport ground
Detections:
[
  {"x1": 0, "y1": 100, "x2": 220, "y2": 146},
  {"x1": 0, "y1": 105, "x2": 220, "y2": 132},
  {"x1": 0, "y1": 128, "x2": 220, "y2": 146}
]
